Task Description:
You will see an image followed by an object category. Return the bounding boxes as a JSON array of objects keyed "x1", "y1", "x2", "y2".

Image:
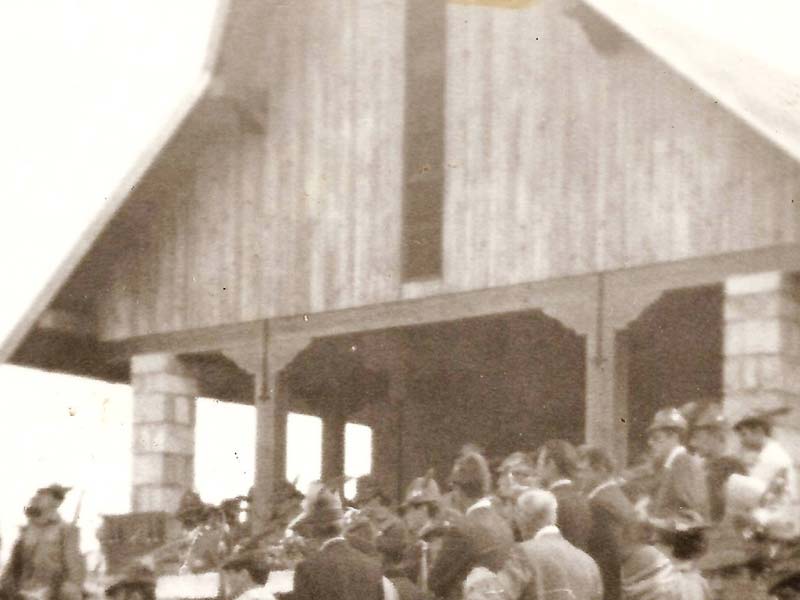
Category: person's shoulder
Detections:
[{"x1": 235, "y1": 587, "x2": 275, "y2": 600}]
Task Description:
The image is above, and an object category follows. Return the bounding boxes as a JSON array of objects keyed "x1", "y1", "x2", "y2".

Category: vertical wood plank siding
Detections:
[{"x1": 95, "y1": 0, "x2": 800, "y2": 340}]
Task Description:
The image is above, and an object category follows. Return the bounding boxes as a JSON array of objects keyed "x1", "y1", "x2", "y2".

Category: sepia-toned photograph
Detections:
[{"x1": 1, "y1": 1, "x2": 799, "y2": 599}]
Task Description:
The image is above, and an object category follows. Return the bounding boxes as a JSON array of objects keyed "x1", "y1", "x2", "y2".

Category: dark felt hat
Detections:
[
  {"x1": 105, "y1": 563, "x2": 155, "y2": 596},
  {"x1": 733, "y1": 406, "x2": 790, "y2": 431},
  {"x1": 37, "y1": 484, "x2": 71, "y2": 503},
  {"x1": 175, "y1": 490, "x2": 207, "y2": 520},
  {"x1": 353, "y1": 475, "x2": 386, "y2": 507}
]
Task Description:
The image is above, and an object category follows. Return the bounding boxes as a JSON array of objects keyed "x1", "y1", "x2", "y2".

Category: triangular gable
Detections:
[
  {"x1": 0, "y1": 1, "x2": 233, "y2": 365},
  {"x1": 582, "y1": 0, "x2": 800, "y2": 162}
]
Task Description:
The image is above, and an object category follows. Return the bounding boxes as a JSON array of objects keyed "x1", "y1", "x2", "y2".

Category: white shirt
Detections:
[
  {"x1": 750, "y1": 439, "x2": 797, "y2": 501},
  {"x1": 234, "y1": 587, "x2": 275, "y2": 600}
]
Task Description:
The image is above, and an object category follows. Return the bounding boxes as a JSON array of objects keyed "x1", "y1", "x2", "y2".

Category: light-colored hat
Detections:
[
  {"x1": 290, "y1": 483, "x2": 344, "y2": 532},
  {"x1": 647, "y1": 407, "x2": 688, "y2": 434}
]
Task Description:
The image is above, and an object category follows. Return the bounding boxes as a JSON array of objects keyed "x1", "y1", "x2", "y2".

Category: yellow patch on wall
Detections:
[{"x1": 448, "y1": 0, "x2": 536, "y2": 8}]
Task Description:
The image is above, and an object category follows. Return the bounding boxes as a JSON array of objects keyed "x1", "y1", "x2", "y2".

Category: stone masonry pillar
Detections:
[
  {"x1": 130, "y1": 353, "x2": 197, "y2": 513},
  {"x1": 724, "y1": 272, "x2": 800, "y2": 459}
]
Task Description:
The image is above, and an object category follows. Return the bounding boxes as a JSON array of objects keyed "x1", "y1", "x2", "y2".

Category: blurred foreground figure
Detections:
[
  {"x1": 104, "y1": 563, "x2": 156, "y2": 600},
  {"x1": 0, "y1": 485, "x2": 84, "y2": 600},
  {"x1": 464, "y1": 488, "x2": 602, "y2": 600},
  {"x1": 220, "y1": 550, "x2": 274, "y2": 600}
]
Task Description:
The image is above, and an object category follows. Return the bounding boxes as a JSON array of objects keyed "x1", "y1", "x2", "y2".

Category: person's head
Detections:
[
  {"x1": 290, "y1": 482, "x2": 345, "y2": 542},
  {"x1": 646, "y1": 408, "x2": 688, "y2": 463},
  {"x1": 176, "y1": 490, "x2": 208, "y2": 531},
  {"x1": 449, "y1": 452, "x2": 492, "y2": 511},
  {"x1": 353, "y1": 475, "x2": 389, "y2": 510},
  {"x1": 497, "y1": 452, "x2": 538, "y2": 500},
  {"x1": 25, "y1": 484, "x2": 69, "y2": 524},
  {"x1": 222, "y1": 554, "x2": 270, "y2": 599},
  {"x1": 734, "y1": 419, "x2": 771, "y2": 452},
  {"x1": 401, "y1": 472, "x2": 440, "y2": 533},
  {"x1": 513, "y1": 489, "x2": 558, "y2": 540},
  {"x1": 647, "y1": 428, "x2": 683, "y2": 463},
  {"x1": 536, "y1": 440, "x2": 580, "y2": 486},
  {"x1": 578, "y1": 445, "x2": 617, "y2": 491}
]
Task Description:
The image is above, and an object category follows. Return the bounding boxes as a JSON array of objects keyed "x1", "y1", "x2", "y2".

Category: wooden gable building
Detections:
[{"x1": 4, "y1": 0, "x2": 800, "y2": 519}]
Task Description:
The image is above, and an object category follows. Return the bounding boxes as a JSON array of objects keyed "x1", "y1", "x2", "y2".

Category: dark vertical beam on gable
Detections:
[{"x1": 401, "y1": 0, "x2": 447, "y2": 281}]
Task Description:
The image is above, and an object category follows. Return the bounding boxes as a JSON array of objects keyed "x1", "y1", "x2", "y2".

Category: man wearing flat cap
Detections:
[
  {"x1": 0, "y1": 485, "x2": 85, "y2": 600},
  {"x1": 288, "y1": 483, "x2": 386, "y2": 600},
  {"x1": 644, "y1": 408, "x2": 709, "y2": 523},
  {"x1": 428, "y1": 452, "x2": 514, "y2": 600}
]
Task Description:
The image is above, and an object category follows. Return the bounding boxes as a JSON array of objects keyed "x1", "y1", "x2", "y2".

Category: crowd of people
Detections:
[{"x1": 2, "y1": 401, "x2": 800, "y2": 600}]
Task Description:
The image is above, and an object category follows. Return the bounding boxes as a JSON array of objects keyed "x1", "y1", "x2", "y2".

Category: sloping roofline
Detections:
[
  {"x1": 2, "y1": 0, "x2": 799, "y2": 367},
  {"x1": 0, "y1": 0, "x2": 231, "y2": 365}
]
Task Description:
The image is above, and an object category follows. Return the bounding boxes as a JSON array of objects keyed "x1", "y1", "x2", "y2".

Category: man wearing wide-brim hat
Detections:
[
  {"x1": 0, "y1": 485, "x2": 85, "y2": 600},
  {"x1": 733, "y1": 406, "x2": 797, "y2": 502},
  {"x1": 289, "y1": 483, "x2": 386, "y2": 600},
  {"x1": 687, "y1": 403, "x2": 747, "y2": 523},
  {"x1": 644, "y1": 407, "x2": 710, "y2": 522}
]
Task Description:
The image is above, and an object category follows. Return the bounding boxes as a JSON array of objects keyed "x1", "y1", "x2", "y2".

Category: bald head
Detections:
[{"x1": 514, "y1": 489, "x2": 558, "y2": 539}]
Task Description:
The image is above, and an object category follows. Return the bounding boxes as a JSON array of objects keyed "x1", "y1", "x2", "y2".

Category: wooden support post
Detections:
[
  {"x1": 585, "y1": 327, "x2": 630, "y2": 466},
  {"x1": 321, "y1": 410, "x2": 346, "y2": 483},
  {"x1": 249, "y1": 328, "x2": 311, "y2": 530}
]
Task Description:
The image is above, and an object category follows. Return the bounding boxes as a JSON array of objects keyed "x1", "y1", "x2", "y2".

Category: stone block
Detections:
[
  {"x1": 133, "y1": 485, "x2": 183, "y2": 513},
  {"x1": 133, "y1": 373, "x2": 198, "y2": 396},
  {"x1": 133, "y1": 393, "x2": 172, "y2": 424},
  {"x1": 724, "y1": 292, "x2": 799, "y2": 322},
  {"x1": 173, "y1": 396, "x2": 194, "y2": 426},
  {"x1": 133, "y1": 423, "x2": 194, "y2": 455},
  {"x1": 131, "y1": 353, "x2": 184, "y2": 375},
  {"x1": 725, "y1": 272, "x2": 785, "y2": 296},
  {"x1": 132, "y1": 454, "x2": 164, "y2": 486}
]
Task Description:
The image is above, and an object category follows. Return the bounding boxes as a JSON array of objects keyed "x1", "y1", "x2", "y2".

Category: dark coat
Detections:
[
  {"x1": 549, "y1": 481, "x2": 593, "y2": 551},
  {"x1": 705, "y1": 455, "x2": 746, "y2": 523},
  {"x1": 586, "y1": 481, "x2": 635, "y2": 600},
  {"x1": 650, "y1": 449, "x2": 710, "y2": 521},
  {"x1": 428, "y1": 501, "x2": 514, "y2": 600},
  {"x1": 290, "y1": 538, "x2": 385, "y2": 600}
]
